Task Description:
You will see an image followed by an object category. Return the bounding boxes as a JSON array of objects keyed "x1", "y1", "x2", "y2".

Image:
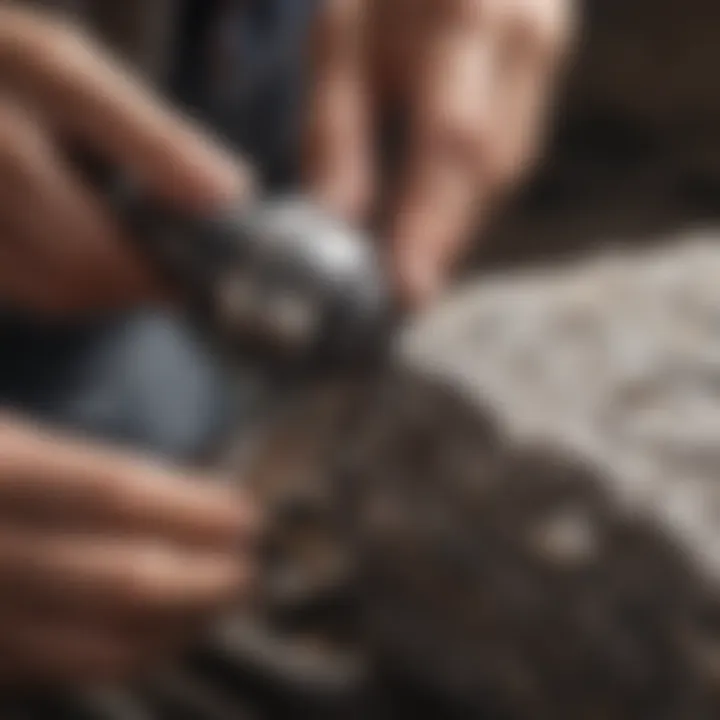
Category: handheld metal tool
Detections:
[{"x1": 119, "y1": 189, "x2": 396, "y2": 377}]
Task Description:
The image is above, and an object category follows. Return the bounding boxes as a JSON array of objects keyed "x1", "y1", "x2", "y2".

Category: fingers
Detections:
[
  {"x1": 389, "y1": 2, "x2": 500, "y2": 305},
  {"x1": 0, "y1": 416, "x2": 259, "y2": 684},
  {"x1": 387, "y1": 0, "x2": 574, "y2": 306},
  {"x1": 0, "y1": 526, "x2": 249, "y2": 619},
  {"x1": 0, "y1": 5, "x2": 258, "y2": 318},
  {"x1": 0, "y1": 98, "x2": 159, "y2": 314},
  {"x1": 0, "y1": 5, "x2": 253, "y2": 211},
  {"x1": 492, "y1": 0, "x2": 576, "y2": 186},
  {"x1": 304, "y1": 0, "x2": 374, "y2": 222},
  {"x1": 0, "y1": 417, "x2": 257, "y2": 548}
]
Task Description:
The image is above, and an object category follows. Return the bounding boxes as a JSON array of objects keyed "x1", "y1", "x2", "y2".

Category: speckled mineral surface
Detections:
[{"x1": 403, "y1": 234, "x2": 720, "y2": 584}]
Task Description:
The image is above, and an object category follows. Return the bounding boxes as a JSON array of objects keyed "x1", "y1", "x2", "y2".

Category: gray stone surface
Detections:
[
  {"x1": 405, "y1": 235, "x2": 720, "y2": 584},
  {"x1": 361, "y1": 233, "x2": 720, "y2": 718}
]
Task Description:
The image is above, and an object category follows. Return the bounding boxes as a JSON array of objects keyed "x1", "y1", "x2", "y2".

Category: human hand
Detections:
[
  {"x1": 305, "y1": 0, "x2": 577, "y2": 306},
  {"x1": 0, "y1": 414, "x2": 257, "y2": 685},
  {"x1": 0, "y1": 5, "x2": 253, "y2": 317}
]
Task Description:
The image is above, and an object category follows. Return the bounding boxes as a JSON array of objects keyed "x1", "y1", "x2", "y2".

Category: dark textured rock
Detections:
[
  {"x1": 230, "y1": 238, "x2": 720, "y2": 719},
  {"x1": 378, "y1": 238, "x2": 720, "y2": 718}
]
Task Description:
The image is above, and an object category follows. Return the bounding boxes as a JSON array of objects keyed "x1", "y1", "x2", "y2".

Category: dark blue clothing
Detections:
[
  {"x1": 0, "y1": 0, "x2": 318, "y2": 461},
  {"x1": 174, "y1": 0, "x2": 319, "y2": 187}
]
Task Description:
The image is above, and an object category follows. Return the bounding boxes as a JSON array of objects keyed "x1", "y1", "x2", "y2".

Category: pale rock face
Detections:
[{"x1": 403, "y1": 234, "x2": 720, "y2": 583}]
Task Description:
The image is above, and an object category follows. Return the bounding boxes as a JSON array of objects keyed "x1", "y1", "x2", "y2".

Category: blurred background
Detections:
[
  {"x1": 4, "y1": 1, "x2": 720, "y2": 718},
  {"x1": 479, "y1": 0, "x2": 720, "y2": 269}
]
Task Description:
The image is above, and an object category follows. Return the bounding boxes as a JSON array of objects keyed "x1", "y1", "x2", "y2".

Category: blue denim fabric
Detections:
[{"x1": 0, "y1": 0, "x2": 318, "y2": 461}]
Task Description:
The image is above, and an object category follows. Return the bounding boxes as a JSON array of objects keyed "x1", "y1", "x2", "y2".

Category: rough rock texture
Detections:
[
  {"x1": 366, "y1": 235, "x2": 720, "y2": 718},
  {"x1": 405, "y1": 235, "x2": 720, "y2": 579},
  {"x1": 242, "y1": 237, "x2": 720, "y2": 719}
]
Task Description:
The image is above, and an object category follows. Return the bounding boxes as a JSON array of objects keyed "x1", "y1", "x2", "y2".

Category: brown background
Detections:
[{"x1": 478, "y1": 0, "x2": 720, "y2": 270}]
